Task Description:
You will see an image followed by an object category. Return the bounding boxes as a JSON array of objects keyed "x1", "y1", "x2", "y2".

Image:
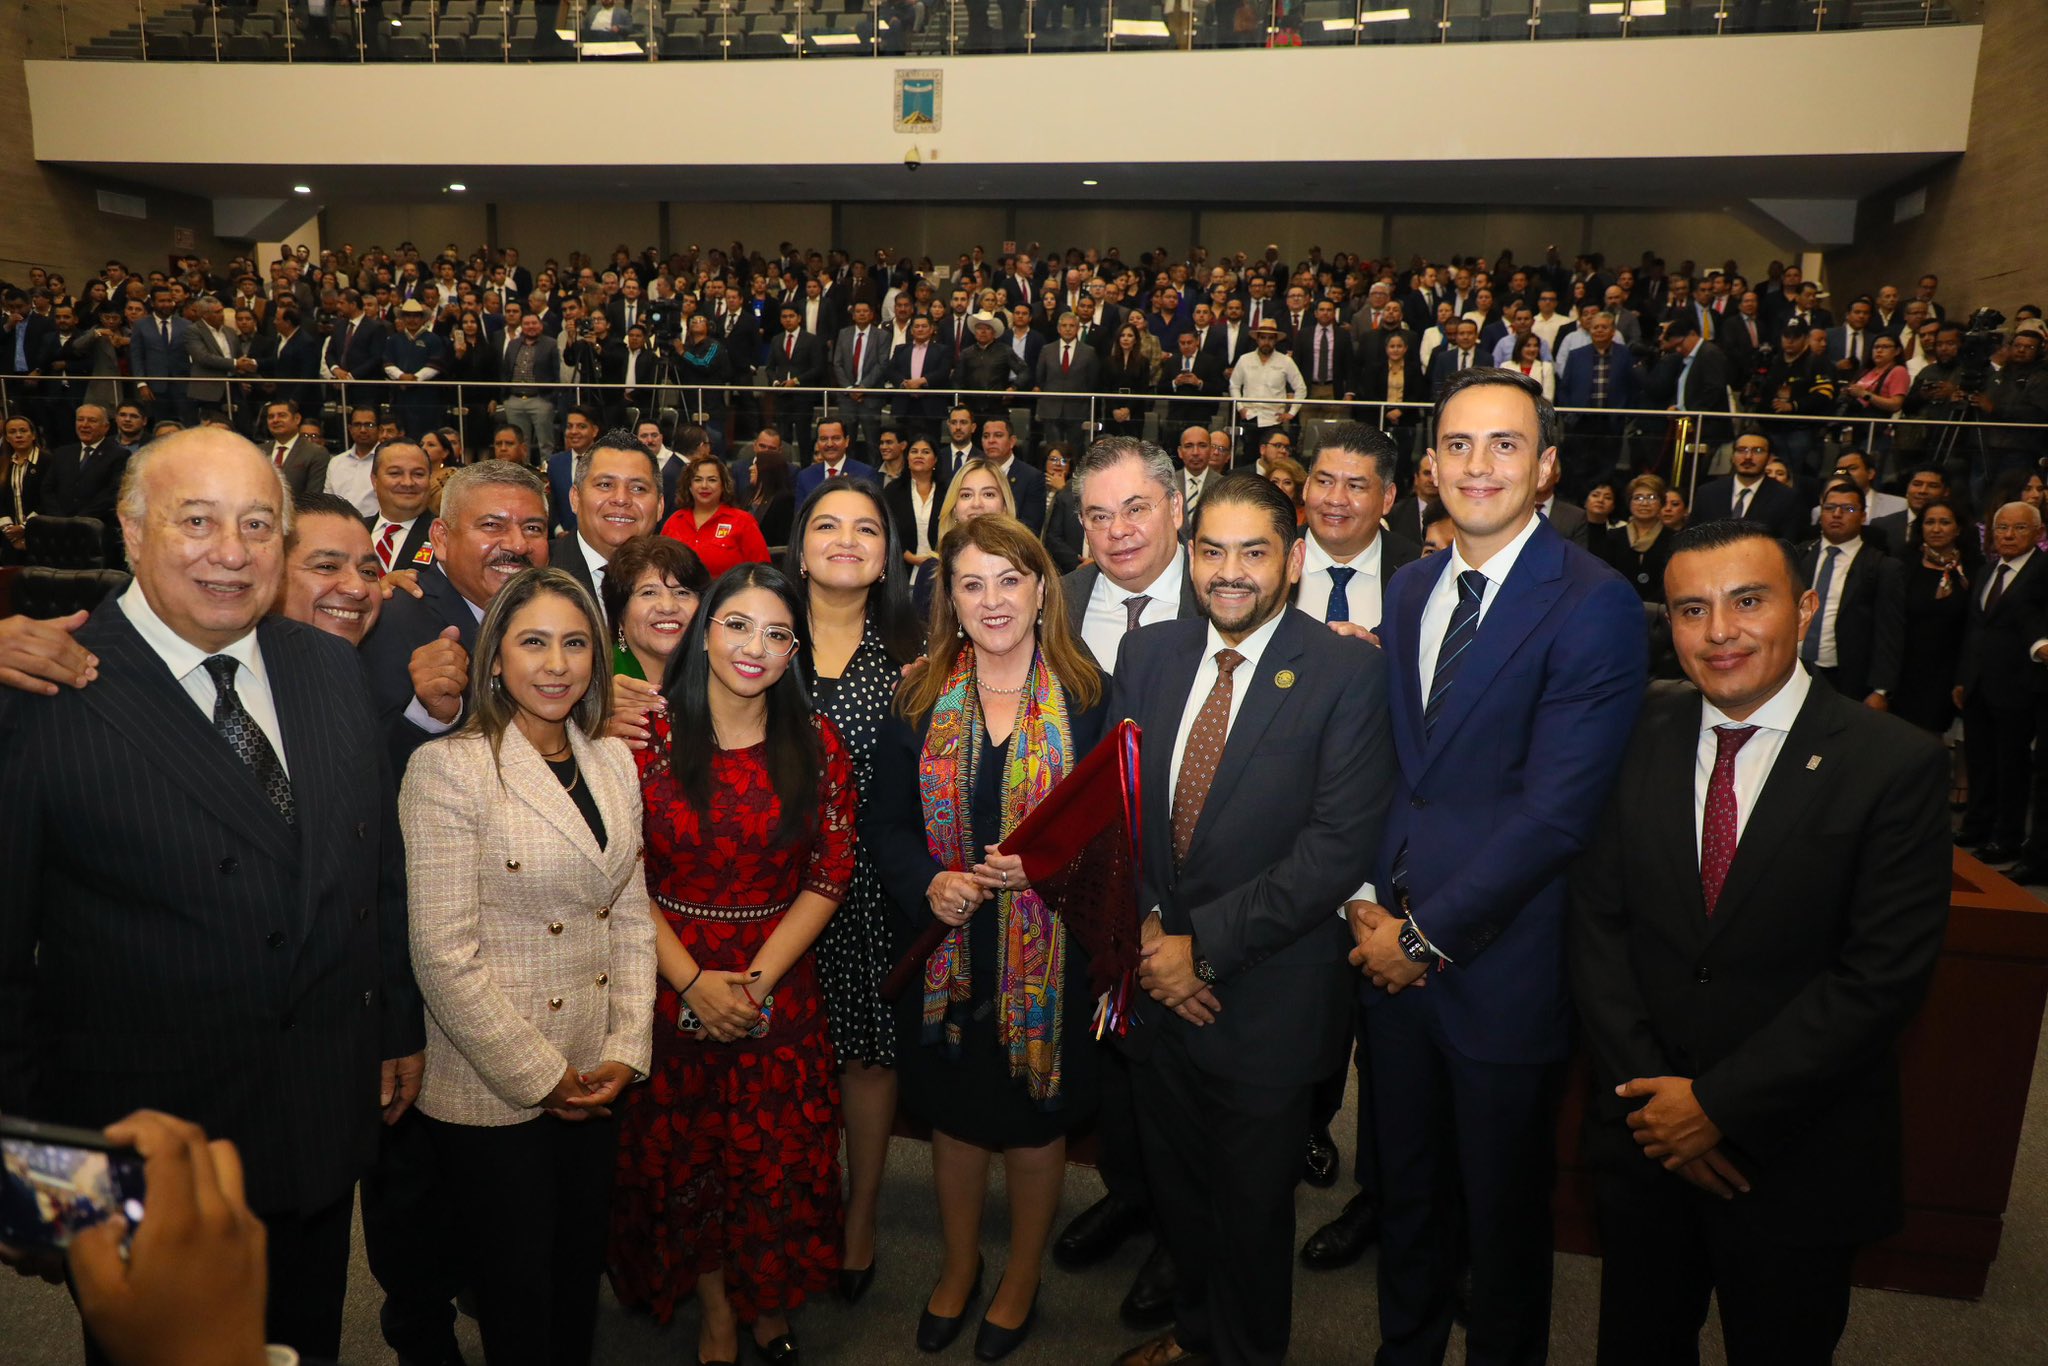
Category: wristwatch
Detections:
[
  {"x1": 1190, "y1": 936, "x2": 1218, "y2": 985},
  {"x1": 1397, "y1": 919, "x2": 1437, "y2": 966}
]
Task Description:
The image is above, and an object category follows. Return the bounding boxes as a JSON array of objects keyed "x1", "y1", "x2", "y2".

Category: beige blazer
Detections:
[{"x1": 401, "y1": 723, "x2": 657, "y2": 1127}]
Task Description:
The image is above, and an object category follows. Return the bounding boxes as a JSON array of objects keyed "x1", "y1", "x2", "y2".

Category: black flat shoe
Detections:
[
  {"x1": 973, "y1": 1288, "x2": 1039, "y2": 1362},
  {"x1": 1303, "y1": 1126, "x2": 1340, "y2": 1188},
  {"x1": 1118, "y1": 1242, "x2": 1177, "y2": 1331},
  {"x1": 1053, "y1": 1195, "x2": 1148, "y2": 1270},
  {"x1": 1300, "y1": 1191, "x2": 1379, "y2": 1270},
  {"x1": 917, "y1": 1258, "x2": 984, "y2": 1353},
  {"x1": 749, "y1": 1328, "x2": 799, "y2": 1365},
  {"x1": 1976, "y1": 842, "x2": 2023, "y2": 866},
  {"x1": 839, "y1": 1262, "x2": 877, "y2": 1305}
]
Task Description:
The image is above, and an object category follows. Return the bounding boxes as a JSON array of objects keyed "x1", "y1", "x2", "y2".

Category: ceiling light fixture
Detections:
[
  {"x1": 292, "y1": 185, "x2": 311, "y2": 194},
  {"x1": 447, "y1": 183, "x2": 467, "y2": 192},
  {"x1": 1082, "y1": 179, "x2": 1099, "y2": 187}
]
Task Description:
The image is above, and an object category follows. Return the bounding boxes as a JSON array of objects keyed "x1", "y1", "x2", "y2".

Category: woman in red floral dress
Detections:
[{"x1": 607, "y1": 563, "x2": 857, "y2": 1366}]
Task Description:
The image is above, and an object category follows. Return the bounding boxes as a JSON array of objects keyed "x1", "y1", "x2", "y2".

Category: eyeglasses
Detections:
[
  {"x1": 1083, "y1": 498, "x2": 1163, "y2": 532},
  {"x1": 713, "y1": 614, "x2": 798, "y2": 657}
]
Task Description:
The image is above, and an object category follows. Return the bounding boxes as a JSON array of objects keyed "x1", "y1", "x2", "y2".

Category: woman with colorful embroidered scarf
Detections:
[{"x1": 867, "y1": 514, "x2": 1108, "y2": 1362}]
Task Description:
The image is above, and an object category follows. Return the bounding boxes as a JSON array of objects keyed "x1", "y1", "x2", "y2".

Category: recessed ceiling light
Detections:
[
  {"x1": 1082, "y1": 179, "x2": 1099, "y2": 187},
  {"x1": 292, "y1": 185, "x2": 311, "y2": 194},
  {"x1": 447, "y1": 183, "x2": 467, "y2": 192}
]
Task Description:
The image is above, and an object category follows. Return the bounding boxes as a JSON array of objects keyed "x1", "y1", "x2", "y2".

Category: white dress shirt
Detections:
[
  {"x1": 1417, "y1": 511, "x2": 1541, "y2": 702},
  {"x1": 1808, "y1": 534, "x2": 1863, "y2": 669},
  {"x1": 577, "y1": 533, "x2": 610, "y2": 627},
  {"x1": 1226, "y1": 350, "x2": 1306, "y2": 426},
  {"x1": 910, "y1": 480, "x2": 937, "y2": 558},
  {"x1": 1693, "y1": 663, "x2": 1811, "y2": 855},
  {"x1": 1081, "y1": 551, "x2": 1184, "y2": 675},
  {"x1": 324, "y1": 445, "x2": 380, "y2": 518},
  {"x1": 1302, "y1": 529, "x2": 1385, "y2": 629},
  {"x1": 119, "y1": 580, "x2": 288, "y2": 776},
  {"x1": 403, "y1": 565, "x2": 487, "y2": 734}
]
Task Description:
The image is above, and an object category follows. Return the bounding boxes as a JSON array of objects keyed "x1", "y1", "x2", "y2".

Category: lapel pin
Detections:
[
  {"x1": 1806, "y1": 755, "x2": 1822, "y2": 771},
  {"x1": 1274, "y1": 670, "x2": 1296, "y2": 690}
]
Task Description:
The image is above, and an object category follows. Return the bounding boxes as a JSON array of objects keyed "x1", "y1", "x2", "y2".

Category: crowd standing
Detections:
[{"x1": 0, "y1": 233, "x2": 2026, "y2": 1366}]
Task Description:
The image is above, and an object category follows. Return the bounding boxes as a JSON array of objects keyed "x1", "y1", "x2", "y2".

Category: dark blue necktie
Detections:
[
  {"x1": 1423, "y1": 570, "x2": 1488, "y2": 739},
  {"x1": 1800, "y1": 546, "x2": 1839, "y2": 665},
  {"x1": 1325, "y1": 565, "x2": 1356, "y2": 624},
  {"x1": 204, "y1": 656, "x2": 296, "y2": 828}
]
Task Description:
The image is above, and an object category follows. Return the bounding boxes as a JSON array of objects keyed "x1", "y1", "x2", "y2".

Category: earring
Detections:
[{"x1": 957, "y1": 623, "x2": 965, "y2": 639}]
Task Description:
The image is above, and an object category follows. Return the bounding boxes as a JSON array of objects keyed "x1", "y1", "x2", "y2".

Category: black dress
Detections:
[
  {"x1": 1601, "y1": 524, "x2": 1676, "y2": 604},
  {"x1": 867, "y1": 677, "x2": 1108, "y2": 1149},
  {"x1": 803, "y1": 619, "x2": 906, "y2": 1069},
  {"x1": 1894, "y1": 557, "x2": 1972, "y2": 733}
]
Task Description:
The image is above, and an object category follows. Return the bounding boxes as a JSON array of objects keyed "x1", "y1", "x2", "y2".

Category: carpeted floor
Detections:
[{"x1": 6, "y1": 994, "x2": 2046, "y2": 1366}]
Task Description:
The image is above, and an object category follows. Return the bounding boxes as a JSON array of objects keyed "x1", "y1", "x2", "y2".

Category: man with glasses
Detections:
[
  {"x1": 1799, "y1": 481, "x2": 1903, "y2": 712},
  {"x1": 323, "y1": 406, "x2": 384, "y2": 518},
  {"x1": 1694, "y1": 431, "x2": 1804, "y2": 542}
]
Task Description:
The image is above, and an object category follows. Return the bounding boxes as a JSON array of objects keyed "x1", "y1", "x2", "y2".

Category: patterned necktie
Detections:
[
  {"x1": 203, "y1": 656, "x2": 296, "y2": 828},
  {"x1": 1701, "y1": 725, "x2": 1758, "y2": 916},
  {"x1": 1734, "y1": 486, "x2": 1751, "y2": 519},
  {"x1": 377, "y1": 521, "x2": 400, "y2": 571},
  {"x1": 1170, "y1": 648, "x2": 1244, "y2": 867},
  {"x1": 1800, "y1": 546, "x2": 1841, "y2": 664},
  {"x1": 1122, "y1": 594, "x2": 1152, "y2": 633},
  {"x1": 1424, "y1": 570, "x2": 1487, "y2": 739},
  {"x1": 1325, "y1": 565, "x2": 1355, "y2": 624}
]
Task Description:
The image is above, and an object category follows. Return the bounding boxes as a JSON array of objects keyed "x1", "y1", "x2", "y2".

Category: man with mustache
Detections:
[{"x1": 357, "y1": 460, "x2": 550, "y2": 773}]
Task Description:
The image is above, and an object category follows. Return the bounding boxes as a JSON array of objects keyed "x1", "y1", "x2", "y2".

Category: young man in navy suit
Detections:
[{"x1": 1357, "y1": 368, "x2": 1646, "y2": 1366}]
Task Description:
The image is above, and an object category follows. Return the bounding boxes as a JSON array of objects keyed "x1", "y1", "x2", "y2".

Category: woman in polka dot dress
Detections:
[{"x1": 784, "y1": 477, "x2": 928, "y2": 1301}]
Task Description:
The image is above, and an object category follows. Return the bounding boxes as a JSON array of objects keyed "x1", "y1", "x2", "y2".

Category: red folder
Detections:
[{"x1": 882, "y1": 720, "x2": 1143, "y2": 1013}]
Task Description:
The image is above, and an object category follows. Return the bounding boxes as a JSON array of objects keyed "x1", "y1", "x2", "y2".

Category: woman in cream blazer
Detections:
[{"x1": 400, "y1": 566, "x2": 657, "y2": 1366}]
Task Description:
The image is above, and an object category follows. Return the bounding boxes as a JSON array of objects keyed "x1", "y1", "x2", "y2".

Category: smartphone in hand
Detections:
[{"x1": 0, "y1": 1116, "x2": 147, "y2": 1251}]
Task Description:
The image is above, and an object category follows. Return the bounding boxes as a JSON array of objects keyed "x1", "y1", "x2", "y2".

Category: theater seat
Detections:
[
  {"x1": 24, "y1": 516, "x2": 109, "y2": 570},
  {"x1": 4, "y1": 568, "x2": 132, "y2": 620}
]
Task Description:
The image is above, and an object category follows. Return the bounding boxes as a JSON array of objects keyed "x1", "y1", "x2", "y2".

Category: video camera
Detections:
[{"x1": 1955, "y1": 307, "x2": 2006, "y2": 393}]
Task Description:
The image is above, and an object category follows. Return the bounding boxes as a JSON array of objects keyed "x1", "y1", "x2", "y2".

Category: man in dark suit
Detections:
[
  {"x1": 543, "y1": 433, "x2": 664, "y2": 636},
  {"x1": 1034, "y1": 311, "x2": 1103, "y2": 454},
  {"x1": 1798, "y1": 482, "x2": 1903, "y2": 709},
  {"x1": 1292, "y1": 426, "x2": 1422, "y2": 1265},
  {"x1": 1692, "y1": 431, "x2": 1805, "y2": 543},
  {"x1": 763, "y1": 304, "x2": 827, "y2": 455},
  {"x1": 366, "y1": 440, "x2": 437, "y2": 576},
  {"x1": 1570, "y1": 519, "x2": 1950, "y2": 1365},
  {"x1": 1359, "y1": 369, "x2": 1646, "y2": 1366},
  {"x1": 251, "y1": 304, "x2": 324, "y2": 411},
  {"x1": 791, "y1": 417, "x2": 878, "y2": 499},
  {"x1": 323, "y1": 289, "x2": 390, "y2": 415},
  {"x1": 1054, "y1": 437, "x2": 1199, "y2": 1328},
  {"x1": 979, "y1": 415, "x2": 1045, "y2": 536},
  {"x1": 1654, "y1": 318, "x2": 1737, "y2": 458},
  {"x1": 1955, "y1": 500, "x2": 2048, "y2": 876},
  {"x1": 1532, "y1": 459, "x2": 1592, "y2": 550},
  {"x1": 1869, "y1": 465, "x2": 1949, "y2": 556},
  {"x1": 1155, "y1": 329, "x2": 1226, "y2": 433},
  {"x1": 33, "y1": 401, "x2": 129, "y2": 564},
  {"x1": 1111, "y1": 472, "x2": 1392, "y2": 1366},
  {"x1": 1425, "y1": 319, "x2": 1485, "y2": 395},
  {"x1": 357, "y1": 461, "x2": 550, "y2": 774},
  {"x1": 1205, "y1": 299, "x2": 1257, "y2": 372},
  {"x1": 0, "y1": 429, "x2": 423, "y2": 1364},
  {"x1": 127, "y1": 286, "x2": 192, "y2": 424},
  {"x1": 884, "y1": 315, "x2": 953, "y2": 443}
]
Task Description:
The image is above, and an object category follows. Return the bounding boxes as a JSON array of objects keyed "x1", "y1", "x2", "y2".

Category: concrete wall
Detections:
[
  {"x1": 1830, "y1": 2, "x2": 2048, "y2": 314},
  {"x1": 0, "y1": 1, "x2": 232, "y2": 283}
]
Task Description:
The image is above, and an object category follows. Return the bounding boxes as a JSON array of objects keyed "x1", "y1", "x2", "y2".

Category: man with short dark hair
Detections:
[
  {"x1": 544, "y1": 404, "x2": 605, "y2": 537},
  {"x1": 1799, "y1": 481, "x2": 1904, "y2": 709},
  {"x1": 792, "y1": 417, "x2": 876, "y2": 497},
  {"x1": 550, "y1": 431, "x2": 663, "y2": 630},
  {"x1": 368, "y1": 441, "x2": 436, "y2": 574},
  {"x1": 1693, "y1": 431, "x2": 1804, "y2": 543},
  {"x1": 1572, "y1": 518, "x2": 1949, "y2": 1366},
  {"x1": 979, "y1": 415, "x2": 1046, "y2": 535}
]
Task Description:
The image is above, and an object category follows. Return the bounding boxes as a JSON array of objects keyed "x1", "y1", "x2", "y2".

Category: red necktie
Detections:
[
  {"x1": 273, "y1": 442, "x2": 289, "y2": 467},
  {"x1": 852, "y1": 331, "x2": 864, "y2": 376},
  {"x1": 377, "y1": 521, "x2": 400, "y2": 572},
  {"x1": 786, "y1": 335, "x2": 795, "y2": 359},
  {"x1": 1061, "y1": 343, "x2": 1071, "y2": 374},
  {"x1": 1700, "y1": 725, "x2": 1758, "y2": 916}
]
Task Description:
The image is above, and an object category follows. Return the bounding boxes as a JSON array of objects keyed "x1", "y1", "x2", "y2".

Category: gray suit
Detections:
[
  {"x1": 184, "y1": 322, "x2": 248, "y2": 407},
  {"x1": 1542, "y1": 496, "x2": 1591, "y2": 548},
  {"x1": 1034, "y1": 338, "x2": 1103, "y2": 424},
  {"x1": 269, "y1": 434, "x2": 333, "y2": 500},
  {"x1": 832, "y1": 324, "x2": 891, "y2": 456},
  {"x1": 1061, "y1": 554, "x2": 1201, "y2": 673}
]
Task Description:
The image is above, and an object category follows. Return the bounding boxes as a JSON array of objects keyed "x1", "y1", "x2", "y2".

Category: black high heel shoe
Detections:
[
  {"x1": 915, "y1": 1257, "x2": 984, "y2": 1354},
  {"x1": 838, "y1": 1261, "x2": 877, "y2": 1305},
  {"x1": 748, "y1": 1324, "x2": 800, "y2": 1365},
  {"x1": 972, "y1": 1286, "x2": 1039, "y2": 1362}
]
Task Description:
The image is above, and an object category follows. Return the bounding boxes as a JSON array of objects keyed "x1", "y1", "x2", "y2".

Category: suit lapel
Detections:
[
  {"x1": 262, "y1": 621, "x2": 333, "y2": 938},
  {"x1": 1705, "y1": 680, "x2": 1841, "y2": 942},
  {"x1": 1188, "y1": 612, "x2": 1304, "y2": 853},
  {"x1": 1143, "y1": 629, "x2": 1202, "y2": 879},
  {"x1": 1651, "y1": 694, "x2": 1712, "y2": 944},
  {"x1": 1420, "y1": 525, "x2": 1568, "y2": 776},
  {"x1": 425, "y1": 565, "x2": 481, "y2": 651},
  {"x1": 1392, "y1": 551, "x2": 1445, "y2": 772},
  {"x1": 77, "y1": 605, "x2": 300, "y2": 869},
  {"x1": 504, "y1": 725, "x2": 610, "y2": 874}
]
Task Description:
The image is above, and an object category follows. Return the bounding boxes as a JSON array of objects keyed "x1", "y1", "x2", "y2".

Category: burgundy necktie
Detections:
[
  {"x1": 1701, "y1": 725, "x2": 1758, "y2": 916},
  {"x1": 1985, "y1": 561, "x2": 2011, "y2": 614},
  {"x1": 852, "y1": 331, "x2": 864, "y2": 376},
  {"x1": 1062, "y1": 343, "x2": 1071, "y2": 374}
]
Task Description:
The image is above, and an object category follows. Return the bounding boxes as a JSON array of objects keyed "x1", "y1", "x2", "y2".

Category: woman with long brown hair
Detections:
[{"x1": 868, "y1": 515, "x2": 1108, "y2": 1362}]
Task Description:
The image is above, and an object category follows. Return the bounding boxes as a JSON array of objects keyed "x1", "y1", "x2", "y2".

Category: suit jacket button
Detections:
[
  {"x1": 266, "y1": 931, "x2": 286, "y2": 950},
  {"x1": 548, "y1": 921, "x2": 564, "y2": 935},
  {"x1": 1695, "y1": 967, "x2": 1712, "y2": 985},
  {"x1": 355, "y1": 821, "x2": 367, "y2": 840},
  {"x1": 363, "y1": 990, "x2": 373, "y2": 1007},
  {"x1": 597, "y1": 906, "x2": 610, "y2": 919},
  {"x1": 281, "y1": 1014, "x2": 296, "y2": 1032},
  {"x1": 356, "y1": 906, "x2": 369, "y2": 922},
  {"x1": 596, "y1": 972, "x2": 609, "y2": 986},
  {"x1": 506, "y1": 859, "x2": 521, "y2": 871},
  {"x1": 548, "y1": 997, "x2": 564, "y2": 1010},
  {"x1": 218, "y1": 856, "x2": 239, "y2": 874},
  {"x1": 1410, "y1": 797, "x2": 1427, "y2": 809}
]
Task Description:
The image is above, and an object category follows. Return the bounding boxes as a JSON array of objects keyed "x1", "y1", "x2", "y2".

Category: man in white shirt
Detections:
[
  {"x1": 1298, "y1": 424, "x2": 1419, "y2": 634},
  {"x1": 368, "y1": 441, "x2": 434, "y2": 574},
  {"x1": 323, "y1": 405, "x2": 383, "y2": 518},
  {"x1": 1226, "y1": 320, "x2": 1305, "y2": 440},
  {"x1": 1174, "y1": 425, "x2": 1222, "y2": 532}
]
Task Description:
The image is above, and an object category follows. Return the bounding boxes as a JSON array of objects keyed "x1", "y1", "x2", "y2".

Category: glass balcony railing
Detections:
[{"x1": 47, "y1": 0, "x2": 1976, "y2": 64}]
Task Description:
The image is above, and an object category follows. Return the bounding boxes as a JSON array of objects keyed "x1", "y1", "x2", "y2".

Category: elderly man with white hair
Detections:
[{"x1": 1957, "y1": 499, "x2": 2048, "y2": 884}]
